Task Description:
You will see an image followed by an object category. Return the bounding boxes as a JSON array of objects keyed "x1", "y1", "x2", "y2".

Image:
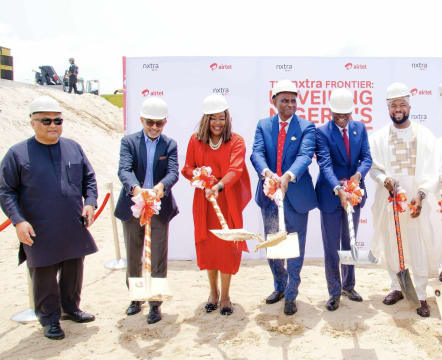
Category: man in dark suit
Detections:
[
  {"x1": 251, "y1": 80, "x2": 318, "y2": 316},
  {"x1": 315, "y1": 88, "x2": 372, "y2": 311},
  {"x1": 114, "y1": 97, "x2": 179, "y2": 324}
]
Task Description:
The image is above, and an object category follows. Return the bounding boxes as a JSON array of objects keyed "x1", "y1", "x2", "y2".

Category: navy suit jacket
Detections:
[
  {"x1": 250, "y1": 114, "x2": 317, "y2": 214},
  {"x1": 315, "y1": 120, "x2": 372, "y2": 213},
  {"x1": 114, "y1": 131, "x2": 179, "y2": 222}
]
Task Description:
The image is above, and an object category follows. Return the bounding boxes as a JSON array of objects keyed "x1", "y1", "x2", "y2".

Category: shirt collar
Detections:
[
  {"x1": 278, "y1": 115, "x2": 293, "y2": 126},
  {"x1": 334, "y1": 122, "x2": 349, "y2": 134},
  {"x1": 143, "y1": 131, "x2": 160, "y2": 144}
]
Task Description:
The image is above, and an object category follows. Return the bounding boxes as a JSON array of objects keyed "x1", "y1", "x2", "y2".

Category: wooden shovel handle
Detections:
[
  {"x1": 391, "y1": 184, "x2": 405, "y2": 271},
  {"x1": 208, "y1": 196, "x2": 229, "y2": 230}
]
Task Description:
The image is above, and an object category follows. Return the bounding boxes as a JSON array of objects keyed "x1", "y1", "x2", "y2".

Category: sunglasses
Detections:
[
  {"x1": 144, "y1": 119, "x2": 165, "y2": 127},
  {"x1": 37, "y1": 118, "x2": 64, "y2": 125}
]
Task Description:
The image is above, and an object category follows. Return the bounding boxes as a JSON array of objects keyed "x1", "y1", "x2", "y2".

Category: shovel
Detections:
[
  {"x1": 338, "y1": 202, "x2": 379, "y2": 265},
  {"x1": 391, "y1": 184, "x2": 420, "y2": 308},
  {"x1": 428, "y1": 279, "x2": 442, "y2": 319},
  {"x1": 129, "y1": 206, "x2": 172, "y2": 302},
  {"x1": 257, "y1": 189, "x2": 300, "y2": 259},
  {"x1": 208, "y1": 195, "x2": 264, "y2": 242}
]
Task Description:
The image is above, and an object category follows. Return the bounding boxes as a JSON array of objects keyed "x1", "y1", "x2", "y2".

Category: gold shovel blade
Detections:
[
  {"x1": 266, "y1": 232, "x2": 300, "y2": 259},
  {"x1": 428, "y1": 279, "x2": 442, "y2": 319},
  {"x1": 210, "y1": 229, "x2": 261, "y2": 241}
]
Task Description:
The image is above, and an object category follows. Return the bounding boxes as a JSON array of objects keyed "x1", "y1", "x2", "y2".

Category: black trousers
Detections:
[
  {"x1": 29, "y1": 257, "x2": 84, "y2": 326},
  {"x1": 122, "y1": 215, "x2": 169, "y2": 288},
  {"x1": 68, "y1": 76, "x2": 78, "y2": 94}
]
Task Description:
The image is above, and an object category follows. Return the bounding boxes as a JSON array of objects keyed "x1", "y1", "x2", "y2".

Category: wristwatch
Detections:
[{"x1": 417, "y1": 190, "x2": 426, "y2": 200}]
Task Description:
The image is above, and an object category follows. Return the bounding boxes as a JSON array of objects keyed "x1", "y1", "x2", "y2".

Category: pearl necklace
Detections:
[{"x1": 209, "y1": 137, "x2": 222, "y2": 150}]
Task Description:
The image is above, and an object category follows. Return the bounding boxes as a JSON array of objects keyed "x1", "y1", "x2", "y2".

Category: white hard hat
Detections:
[
  {"x1": 140, "y1": 97, "x2": 168, "y2": 119},
  {"x1": 272, "y1": 79, "x2": 298, "y2": 98},
  {"x1": 329, "y1": 88, "x2": 354, "y2": 114},
  {"x1": 386, "y1": 82, "x2": 410, "y2": 100},
  {"x1": 29, "y1": 96, "x2": 62, "y2": 115},
  {"x1": 202, "y1": 94, "x2": 229, "y2": 115}
]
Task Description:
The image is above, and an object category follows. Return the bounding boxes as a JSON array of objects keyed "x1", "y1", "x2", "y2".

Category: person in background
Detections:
[
  {"x1": 68, "y1": 57, "x2": 79, "y2": 94},
  {"x1": 182, "y1": 94, "x2": 251, "y2": 316},
  {"x1": 0, "y1": 96, "x2": 98, "y2": 340}
]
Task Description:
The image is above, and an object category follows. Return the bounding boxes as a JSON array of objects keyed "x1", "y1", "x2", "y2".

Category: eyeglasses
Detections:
[
  {"x1": 37, "y1": 118, "x2": 64, "y2": 125},
  {"x1": 144, "y1": 119, "x2": 165, "y2": 127}
]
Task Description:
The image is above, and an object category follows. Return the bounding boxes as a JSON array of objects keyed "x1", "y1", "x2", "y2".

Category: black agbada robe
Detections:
[{"x1": 0, "y1": 137, "x2": 98, "y2": 267}]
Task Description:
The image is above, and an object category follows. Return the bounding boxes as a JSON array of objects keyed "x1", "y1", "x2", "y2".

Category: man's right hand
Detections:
[
  {"x1": 383, "y1": 177, "x2": 396, "y2": 193},
  {"x1": 264, "y1": 170, "x2": 280, "y2": 183},
  {"x1": 338, "y1": 189, "x2": 350, "y2": 210},
  {"x1": 15, "y1": 221, "x2": 35, "y2": 246},
  {"x1": 132, "y1": 185, "x2": 142, "y2": 197}
]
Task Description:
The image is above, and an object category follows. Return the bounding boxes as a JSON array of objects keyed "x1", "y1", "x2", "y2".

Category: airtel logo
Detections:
[
  {"x1": 141, "y1": 89, "x2": 164, "y2": 97},
  {"x1": 210, "y1": 62, "x2": 232, "y2": 71},
  {"x1": 410, "y1": 88, "x2": 432, "y2": 96},
  {"x1": 345, "y1": 62, "x2": 367, "y2": 70}
]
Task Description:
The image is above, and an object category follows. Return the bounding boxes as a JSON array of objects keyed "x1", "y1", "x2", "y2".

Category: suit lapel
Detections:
[
  {"x1": 348, "y1": 121, "x2": 358, "y2": 166},
  {"x1": 138, "y1": 130, "x2": 147, "y2": 181},
  {"x1": 282, "y1": 115, "x2": 301, "y2": 164},
  {"x1": 153, "y1": 134, "x2": 166, "y2": 172},
  {"x1": 331, "y1": 121, "x2": 349, "y2": 165},
  {"x1": 271, "y1": 115, "x2": 279, "y2": 166}
]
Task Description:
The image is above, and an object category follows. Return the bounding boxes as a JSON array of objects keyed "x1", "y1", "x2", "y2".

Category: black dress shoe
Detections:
[
  {"x1": 126, "y1": 301, "x2": 144, "y2": 316},
  {"x1": 44, "y1": 322, "x2": 65, "y2": 340},
  {"x1": 342, "y1": 289, "x2": 363, "y2": 302},
  {"x1": 266, "y1": 291, "x2": 284, "y2": 304},
  {"x1": 64, "y1": 310, "x2": 95, "y2": 323},
  {"x1": 147, "y1": 305, "x2": 162, "y2": 324},
  {"x1": 383, "y1": 290, "x2": 404, "y2": 305},
  {"x1": 284, "y1": 299, "x2": 297, "y2": 315},
  {"x1": 326, "y1": 296, "x2": 340, "y2": 311},
  {"x1": 439, "y1": 271, "x2": 442, "y2": 282},
  {"x1": 416, "y1": 300, "x2": 430, "y2": 317}
]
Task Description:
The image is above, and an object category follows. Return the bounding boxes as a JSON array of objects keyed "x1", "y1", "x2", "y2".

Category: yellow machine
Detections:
[{"x1": 0, "y1": 46, "x2": 13, "y2": 80}]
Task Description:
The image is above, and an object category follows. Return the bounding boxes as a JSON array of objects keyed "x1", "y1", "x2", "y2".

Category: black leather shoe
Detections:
[
  {"x1": 342, "y1": 289, "x2": 363, "y2": 302},
  {"x1": 383, "y1": 290, "x2": 404, "y2": 305},
  {"x1": 147, "y1": 305, "x2": 162, "y2": 324},
  {"x1": 266, "y1": 291, "x2": 284, "y2": 304},
  {"x1": 64, "y1": 310, "x2": 95, "y2": 323},
  {"x1": 416, "y1": 300, "x2": 430, "y2": 317},
  {"x1": 126, "y1": 301, "x2": 144, "y2": 316},
  {"x1": 439, "y1": 271, "x2": 442, "y2": 282},
  {"x1": 284, "y1": 299, "x2": 297, "y2": 315},
  {"x1": 44, "y1": 322, "x2": 65, "y2": 340},
  {"x1": 326, "y1": 296, "x2": 340, "y2": 311}
]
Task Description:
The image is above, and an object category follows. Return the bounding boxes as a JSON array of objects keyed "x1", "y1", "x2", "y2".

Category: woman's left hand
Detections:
[{"x1": 205, "y1": 183, "x2": 222, "y2": 200}]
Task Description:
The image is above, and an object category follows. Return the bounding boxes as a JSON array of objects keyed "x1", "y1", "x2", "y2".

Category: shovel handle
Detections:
[
  {"x1": 391, "y1": 184, "x2": 405, "y2": 271},
  {"x1": 275, "y1": 189, "x2": 286, "y2": 232},
  {"x1": 346, "y1": 202, "x2": 357, "y2": 254},
  {"x1": 208, "y1": 196, "x2": 229, "y2": 230},
  {"x1": 144, "y1": 219, "x2": 152, "y2": 274}
]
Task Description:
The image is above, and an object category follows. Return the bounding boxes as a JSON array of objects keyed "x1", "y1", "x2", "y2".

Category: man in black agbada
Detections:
[{"x1": 0, "y1": 96, "x2": 98, "y2": 340}]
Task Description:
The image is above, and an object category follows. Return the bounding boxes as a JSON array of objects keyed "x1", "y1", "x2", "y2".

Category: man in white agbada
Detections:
[{"x1": 369, "y1": 82, "x2": 440, "y2": 317}]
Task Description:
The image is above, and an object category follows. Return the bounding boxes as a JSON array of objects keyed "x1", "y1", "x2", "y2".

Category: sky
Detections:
[{"x1": 1, "y1": 0, "x2": 442, "y2": 94}]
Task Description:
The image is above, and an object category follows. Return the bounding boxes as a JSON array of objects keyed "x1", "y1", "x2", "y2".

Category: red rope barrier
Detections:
[
  {"x1": 93, "y1": 192, "x2": 110, "y2": 221},
  {"x1": 0, "y1": 219, "x2": 11, "y2": 232},
  {"x1": 0, "y1": 192, "x2": 110, "y2": 232}
]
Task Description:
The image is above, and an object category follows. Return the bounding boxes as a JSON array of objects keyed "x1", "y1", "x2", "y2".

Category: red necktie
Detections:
[
  {"x1": 277, "y1": 122, "x2": 288, "y2": 176},
  {"x1": 342, "y1": 128, "x2": 351, "y2": 165}
]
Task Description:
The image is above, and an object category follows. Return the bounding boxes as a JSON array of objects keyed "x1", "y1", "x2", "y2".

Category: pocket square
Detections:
[
  {"x1": 291, "y1": 136, "x2": 296, "y2": 141},
  {"x1": 159, "y1": 156, "x2": 167, "y2": 160}
]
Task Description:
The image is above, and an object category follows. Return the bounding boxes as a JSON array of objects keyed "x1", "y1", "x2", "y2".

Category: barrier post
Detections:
[
  {"x1": 104, "y1": 182, "x2": 126, "y2": 269},
  {"x1": 11, "y1": 270, "x2": 38, "y2": 323}
]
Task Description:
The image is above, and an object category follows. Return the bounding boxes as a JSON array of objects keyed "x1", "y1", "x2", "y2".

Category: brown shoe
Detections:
[
  {"x1": 416, "y1": 300, "x2": 430, "y2": 317},
  {"x1": 383, "y1": 290, "x2": 404, "y2": 305}
]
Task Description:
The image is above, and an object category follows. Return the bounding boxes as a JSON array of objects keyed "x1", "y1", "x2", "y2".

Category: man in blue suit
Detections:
[
  {"x1": 251, "y1": 80, "x2": 318, "y2": 315},
  {"x1": 115, "y1": 97, "x2": 179, "y2": 324},
  {"x1": 315, "y1": 88, "x2": 372, "y2": 311}
]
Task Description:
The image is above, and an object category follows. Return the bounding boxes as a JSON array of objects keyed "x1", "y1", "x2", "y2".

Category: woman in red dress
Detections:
[{"x1": 182, "y1": 94, "x2": 251, "y2": 315}]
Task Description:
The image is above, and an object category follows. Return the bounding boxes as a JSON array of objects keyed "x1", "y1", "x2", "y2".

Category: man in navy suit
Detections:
[
  {"x1": 115, "y1": 97, "x2": 179, "y2": 324},
  {"x1": 251, "y1": 80, "x2": 318, "y2": 315},
  {"x1": 315, "y1": 88, "x2": 372, "y2": 311}
]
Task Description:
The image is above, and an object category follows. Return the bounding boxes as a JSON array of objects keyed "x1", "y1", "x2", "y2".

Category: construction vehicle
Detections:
[{"x1": 0, "y1": 46, "x2": 13, "y2": 80}]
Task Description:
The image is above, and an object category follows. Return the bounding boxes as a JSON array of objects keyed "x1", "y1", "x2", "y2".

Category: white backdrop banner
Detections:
[{"x1": 123, "y1": 56, "x2": 442, "y2": 260}]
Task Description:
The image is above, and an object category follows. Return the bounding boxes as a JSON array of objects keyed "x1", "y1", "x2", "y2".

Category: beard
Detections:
[{"x1": 390, "y1": 113, "x2": 409, "y2": 125}]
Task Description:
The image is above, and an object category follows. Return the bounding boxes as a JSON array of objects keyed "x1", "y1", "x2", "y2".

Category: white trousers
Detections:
[{"x1": 388, "y1": 269, "x2": 427, "y2": 301}]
